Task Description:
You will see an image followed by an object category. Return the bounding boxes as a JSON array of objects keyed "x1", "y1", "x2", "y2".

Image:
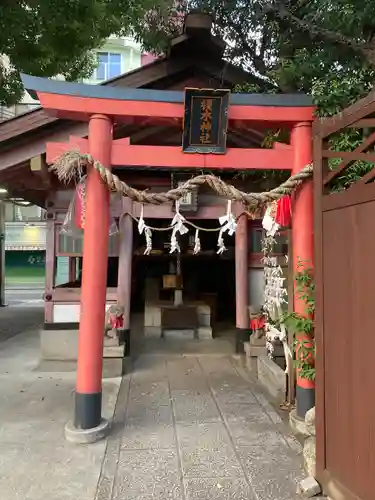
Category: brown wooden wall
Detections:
[{"x1": 314, "y1": 97, "x2": 375, "y2": 500}]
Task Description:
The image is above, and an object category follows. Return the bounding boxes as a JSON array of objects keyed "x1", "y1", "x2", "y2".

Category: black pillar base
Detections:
[
  {"x1": 235, "y1": 328, "x2": 250, "y2": 354},
  {"x1": 122, "y1": 329, "x2": 131, "y2": 357},
  {"x1": 74, "y1": 391, "x2": 102, "y2": 430},
  {"x1": 296, "y1": 385, "x2": 315, "y2": 419}
]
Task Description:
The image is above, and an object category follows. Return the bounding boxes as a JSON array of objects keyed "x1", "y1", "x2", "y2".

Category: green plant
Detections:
[{"x1": 281, "y1": 261, "x2": 316, "y2": 381}]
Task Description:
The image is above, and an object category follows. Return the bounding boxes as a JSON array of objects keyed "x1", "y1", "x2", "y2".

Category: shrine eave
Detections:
[{"x1": 21, "y1": 74, "x2": 315, "y2": 125}]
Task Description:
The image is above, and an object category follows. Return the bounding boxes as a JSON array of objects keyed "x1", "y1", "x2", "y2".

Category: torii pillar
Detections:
[
  {"x1": 65, "y1": 114, "x2": 113, "y2": 442},
  {"x1": 291, "y1": 122, "x2": 315, "y2": 419},
  {"x1": 235, "y1": 211, "x2": 249, "y2": 352}
]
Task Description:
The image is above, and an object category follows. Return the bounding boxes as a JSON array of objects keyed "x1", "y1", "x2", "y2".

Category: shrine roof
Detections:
[{"x1": 22, "y1": 73, "x2": 313, "y2": 108}]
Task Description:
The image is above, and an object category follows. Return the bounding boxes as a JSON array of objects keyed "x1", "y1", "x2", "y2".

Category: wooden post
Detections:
[
  {"x1": 291, "y1": 121, "x2": 315, "y2": 419},
  {"x1": 235, "y1": 212, "x2": 249, "y2": 353},
  {"x1": 44, "y1": 217, "x2": 56, "y2": 323},
  {"x1": 66, "y1": 114, "x2": 113, "y2": 441},
  {"x1": 69, "y1": 257, "x2": 77, "y2": 283},
  {"x1": 0, "y1": 202, "x2": 5, "y2": 307},
  {"x1": 117, "y1": 197, "x2": 133, "y2": 356}
]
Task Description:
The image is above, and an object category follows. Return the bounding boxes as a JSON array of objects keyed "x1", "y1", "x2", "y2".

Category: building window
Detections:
[{"x1": 94, "y1": 52, "x2": 122, "y2": 81}]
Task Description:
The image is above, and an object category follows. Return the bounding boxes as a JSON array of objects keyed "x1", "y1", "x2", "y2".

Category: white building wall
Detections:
[{"x1": 1, "y1": 36, "x2": 143, "y2": 110}]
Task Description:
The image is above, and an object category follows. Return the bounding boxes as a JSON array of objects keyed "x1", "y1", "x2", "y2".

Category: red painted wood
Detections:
[
  {"x1": 37, "y1": 91, "x2": 315, "y2": 124},
  {"x1": 273, "y1": 142, "x2": 291, "y2": 149},
  {"x1": 235, "y1": 212, "x2": 249, "y2": 329},
  {"x1": 76, "y1": 114, "x2": 112, "y2": 395},
  {"x1": 46, "y1": 136, "x2": 293, "y2": 170},
  {"x1": 291, "y1": 121, "x2": 315, "y2": 391}
]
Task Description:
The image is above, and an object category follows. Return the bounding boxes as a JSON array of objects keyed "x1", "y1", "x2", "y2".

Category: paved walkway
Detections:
[
  {"x1": 0, "y1": 304, "x2": 43, "y2": 342},
  {"x1": 99, "y1": 354, "x2": 304, "y2": 500},
  {"x1": 0, "y1": 314, "x2": 305, "y2": 500}
]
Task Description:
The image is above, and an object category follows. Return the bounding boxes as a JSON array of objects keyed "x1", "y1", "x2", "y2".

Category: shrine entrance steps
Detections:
[{"x1": 99, "y1": 353, "x2": 305, "y2": 500}]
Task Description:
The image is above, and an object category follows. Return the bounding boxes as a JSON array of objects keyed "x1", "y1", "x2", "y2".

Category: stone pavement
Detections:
[
  {"x1": 0, "y1": 304, "x2": 43, "y2": 342},
  {"x1": 99, "y1": 354, "x2": 305, "y2": 500},
  {"x1": 0, "y1": 328, "x2": 121, "y2": 500},
  {"x1": 0, "y1": 319, "x2": 305, "y2": 500}
]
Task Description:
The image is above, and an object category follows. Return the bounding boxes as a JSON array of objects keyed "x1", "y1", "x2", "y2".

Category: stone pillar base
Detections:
[
  {"x1": 290, "y1": 407, "x2": 317, "y2": 478},
  {"x1": 64, "y1": 418, "x2": 110, "y2": 444}
]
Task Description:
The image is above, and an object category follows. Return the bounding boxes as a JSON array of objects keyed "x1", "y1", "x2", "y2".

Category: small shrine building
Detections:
[{"x1": 0, "y1": 13, "x2": 314, "y2": 437}]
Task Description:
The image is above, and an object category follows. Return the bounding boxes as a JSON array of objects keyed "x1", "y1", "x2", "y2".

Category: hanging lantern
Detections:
[
  {"x1": 275, "y1": 195, "x2": 292, "y2": 228},
  {"x1": 74, "y1": 183, "x2": 86, "y2": 230}
]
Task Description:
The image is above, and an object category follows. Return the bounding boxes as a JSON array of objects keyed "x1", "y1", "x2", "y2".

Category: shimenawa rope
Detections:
[{"x1": 50, "y1": 150, "x2": 313, "y2": 208}]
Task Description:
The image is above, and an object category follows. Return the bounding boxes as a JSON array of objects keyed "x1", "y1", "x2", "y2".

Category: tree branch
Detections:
[{"x1": 268, "y1": 1, "x2": 369, "y2": 59}]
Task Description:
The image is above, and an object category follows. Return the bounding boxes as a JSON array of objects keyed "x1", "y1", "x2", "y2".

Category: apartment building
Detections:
[{"x1": 1, "y1": 36, "x2": 154, "y2": 283}]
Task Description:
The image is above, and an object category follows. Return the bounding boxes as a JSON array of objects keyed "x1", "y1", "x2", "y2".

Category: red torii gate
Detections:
[{"x1": 22, "y1": 73, "x2": 315, "y2": 441}]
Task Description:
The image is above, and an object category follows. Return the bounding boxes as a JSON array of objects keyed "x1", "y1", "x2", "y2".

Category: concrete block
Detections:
[
  {"x1": 103, "y1": 336, "x2": 120, "y2": 347},
  {"x1": 305, "y1": 406, "x2": 316, "y2": 436},
  {"x1": 144, "y1": 326, "x2": 162, "y2": 337},
  {"x1": 103, "y1": 345, "x2": 125, "y2": 358},
  {"x1": 290, "y1": 408, "x2": 309, "y2": 436},
  {"x1": 197, "y1": 304, "x2": 210, "y2": 315},
  {"x1": 257, "y1": 355, "x2": 286, "y2": 400},
  {"x1": 247, "y1": 345, "x2": 267, "y2": 358},
  {"x1": 144, "y1": 306, "x2": 161, "y2": 327},
  {"x1": 245, "y1": 354, "x2": 256, "y2": 372},
  {"x1": 197, "y1": 326, "x2": 213, "y2": 339},
  {"x1": 41, "y1": 329, "x2": 126, "y2": 362},
  {"x1": 297, "y1": 476, "x2": 321, "y2": 498},
  {"x1": 40, "y1": 329, "x2": 79, "y2": 361},
  {"x1": 249, "y1": 336, "x2": 266, "y2": 346},
  {"x1": 163, "y1": 329, "x2": 195, "y2": 340},
  {"x1": 198, "y1": 313, "x2": 211, "y2": 327},
  {"x1": 244, "y1": 341, "x2": 251, "y2": 357}
]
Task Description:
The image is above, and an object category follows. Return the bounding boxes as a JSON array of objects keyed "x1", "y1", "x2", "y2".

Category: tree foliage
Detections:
[
  {"x1": 133, "y1": 1, "x2": 375, "y2": 188},
  {"x1": 2, "y1": 0, "x2": 375, "y2": 127},
  {"x1": 0, "y1": 0, "x2": 166, "y2": 106},
  {"x1": 136, "y1": 0, "x2": 375, "y2": 116}
]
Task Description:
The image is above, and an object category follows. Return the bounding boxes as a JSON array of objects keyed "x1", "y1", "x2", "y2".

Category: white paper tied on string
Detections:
[
  {"x1": 193, "y1": 229, "x2": 201, "y2": 255},
  {"x1": 217, "y1": 228, "x2": 226, "y2": 254},
  {"x1": 144, "y1": 227, "x2": 152, "y2": 255},
  {"x1": 262, "y1": 204, "x2": 279, "y2": 236},
  {"x1": 171, "y1": 200, "x2": 189, "y2": 235},
  {"x1": 218, "y1": 200, "x2": 237, "y2": 236},
  {"x1": 138, "y1": 205, "x2": 146, "y2": 234},
  {"x1": 170, "y1": 227, "x2": 181, "y2": 254}
]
